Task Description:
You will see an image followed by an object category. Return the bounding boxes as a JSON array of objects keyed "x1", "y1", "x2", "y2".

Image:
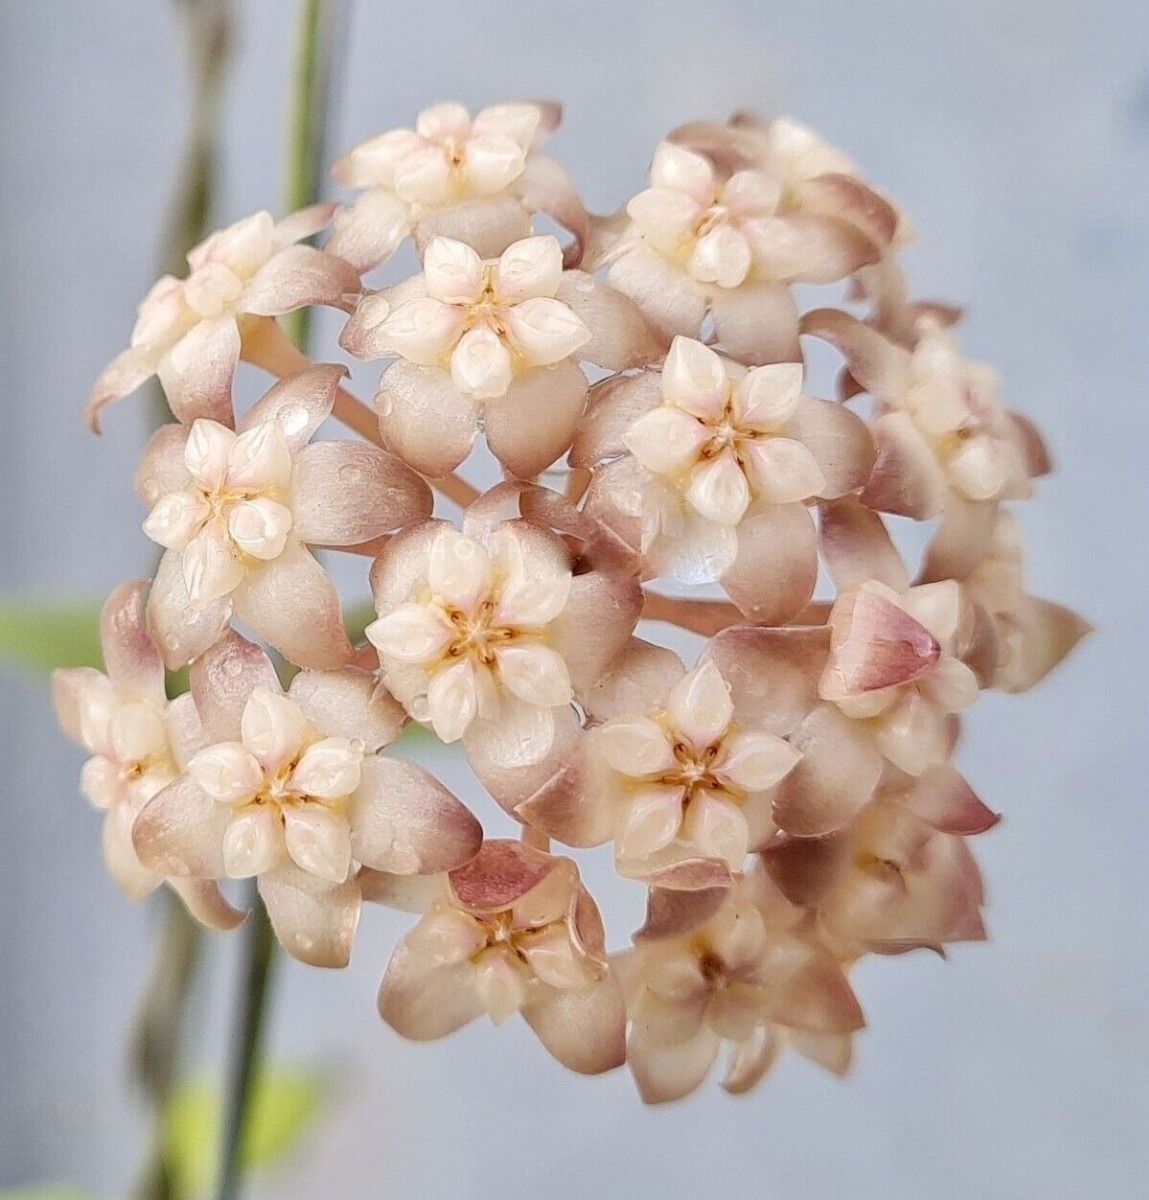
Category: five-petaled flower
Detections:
[{"x1": 132, "y1": 632, "x2": 482, "y2": 967}]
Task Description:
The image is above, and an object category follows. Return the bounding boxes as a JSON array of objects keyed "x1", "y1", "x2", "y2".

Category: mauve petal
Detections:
[
  {"x1": 258, "y1": 862, "x2": 361, "y2": 968},
  {"x1": 484, "y1": 360, "x2": 588, "y2": 479},
  {"x1": 885, "y1": 763, "x2": 1000, "y2": 835},
  {"x1": 52, "y1": 667, "x2": 105, "y2": 747},
  {"x1": 919, "y1": 496, "x2": 998, "y2": 583},
  {"x1": 861, "y1": 411, "x2": 948, "y2": 520},
  {"x1": 711, "y1": 283, "x2": 800, "y2": 365},
  {"x1": 189, "y1": 630, "x2": 280, "y2": 744},
  {"x1": 413, "y1": 195, "x2": 533, "y2": 261},
  {"x1": 349, "y1": 755, "x2": 481, "y2": 875},
  {"x1": 634, "y1": 886, "x2": 729, "y2": 943},
  {"x1": 522, "y1": 976, "x2": 627, "y2": 1075},
  {"x1": 169, "y1": 878, "x2": 248, "y2": 931},
  {"x1": 629, "y1": 1024, "x2": 721, "y2": 1104},
  {"x1": 554, "y1": 273, "x2": 660, "y2": 370},
  {"x1": 788, "y1": 396, "x2": 875, "y2": 498},
  {"x1": 448, "y1": 840, "x2": 572, "y2": 918},
  {"x1": 378, "y1": 940, "x2": 484, "y2": 1039},
  {"x1": 146, "y1": 549, "x2": 232, "y2": 671},
  {"x1": 238, "y1": 364, "x2": 344, "y2": 451},
  {"x1": 791, "y1": 174, "x2": 899, "y2": 247},
  {"x1": 326, "y1": 189, "x2": 411, "y2": 273},
  {"x1": 358, "y1": 869, "x2": 444, "y2": 912},
  {"x1": 272, "y1": 202, "x2": 337, "y2": 249},
  {"x1": 292, "y1": 440, "x2": 432, "y2": 546},
  {"x1": 242, "y1": 245, "x2": 360, "y2": 316},
  {"x1": 721, "y1": 502, "x2": 818, "y2": 624},
  {"x1": 607, "y1": 243, "x2": 706, "y2": 344},
  {"x1": 369, "y1": 520, "x2": 445, "y2": 612},
  {"x1": 100, "y1": 581, "x2": 166, "y2": 704},
  {"x1": 760, "y1": 829, "x2": 850, "y2": 908},
  {"x1": 156, "y1": 317, "x2": 239, "y2": 427},
  {"x1": 745, "y1": 213, "x2": 879, "y2": 284},
  {"x1": 133, "y1": 776, "x2": 230, "y2": 878},
  {"x1": 287, "y1": 668, "x2": 404, "y2": 751},
  {"x1": 549, "y1": 564, "x2": 644, "y2": 695},
  {"x1": 569, "y1": 370, "x2": 663, "y2": 469},
  {"x1": 799, "y1": 308, "x2": 910, "y2": 401},
  {"x1": 637, "y1": 856, "x2": 734, "y2": 893},
  {"x1": 87, "y1": 347, "x2": 157, "y2": 433},
  {"x1": 461, "y1": 481, "x2": 594, "y2": 548},
  {"x1": 583, "y1": 637, "x2": 686, "y2": 722},
  {"x1": 760, "y1": 935, "x2": 865, "y2": 1033},
  {"x1": 233, "y1": 542, "x2": 352, "y2": 669},
  {"x1": 514, "y1": 745, "x2": 615, "y2": 848},
  {"x1": 1001, "y1": 597, "x2": 1091, "y2": 694},
  {"x1": 515, "y1": 153, "x2": 589, "y2": 266},
  {"x1": 376, "y1": 362, "x2": 479, "y2": 478},
  {"x1": 819, "y1": 496, "x2": 909, "y2": 592},
  {"x1": 772, "y1": 704, "x2": 883, "y2": 836},
  {"x1": 135, "y1": 424, "x2": 192, "y2": 506},
  {"x1": 1004, "y1": 410, "x2": 1052, "y2": 478}
]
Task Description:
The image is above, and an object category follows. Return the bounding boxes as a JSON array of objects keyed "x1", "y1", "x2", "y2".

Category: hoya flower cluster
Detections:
[{"x1": 58, "y1": 102, "x2": 1086, "y2": 1102}]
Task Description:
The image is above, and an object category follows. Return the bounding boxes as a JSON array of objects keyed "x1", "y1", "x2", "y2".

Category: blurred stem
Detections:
[
  {"x1": 280, "y1": 0, "x2": 345, "y2": 350},
  {"x1": 214, "y1": 5, "x2": 346, "y2": 1199},
  {"x1": 133, "y1": 6, "x2": 235, "y2": 1200}
]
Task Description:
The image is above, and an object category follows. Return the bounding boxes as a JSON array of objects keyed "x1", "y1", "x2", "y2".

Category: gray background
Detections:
[{"x1": 2, "y1": 1, "x2": 1146, "y2": 1197}]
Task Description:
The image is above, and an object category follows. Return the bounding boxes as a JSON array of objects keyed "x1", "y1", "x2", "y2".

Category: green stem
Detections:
[
  {"x1": 213, "y1": 6, "x2": 345, "y2": 1198},
  {"x1": 215, "y1": 900, "x2": 278, "y2": 1200}
]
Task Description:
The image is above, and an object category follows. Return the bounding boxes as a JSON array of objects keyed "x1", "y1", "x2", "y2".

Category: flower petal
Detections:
[
  {"x1": 494, "y1": 234, "x2": 563, "y2": 303},
  {"x1": 553, "y1": 273, "x2": 661, "y2": 370},
  {"x1": 258, "y1": 862, "x2": 361, "y2": 967},
  {"x1": 146, "y1": 549, "x2": 232, "y2": 671},
  {"x1": 378, "y1": 939, "x2": 483, "y2": 1038},
  {"x1": 484, "y1": 360, "x2": 588, "y2": 479},
  {"x1": 376, "y1": 362, "x2": 478, "y2": 478},
  {"x1": 735, "y1": 362, "x2": 803, "y2": 430},
  {"x1": 376, "y1": 297, "x2": 468, "y2": 366},
  {"x1": 714, "y1": 729, "x2": 801, "y2": 793},
  {"x1": 742, "y1": 438, "x2": 826, "y2": 505},
  {"x1": 450, "y1": 324, "x2": 514, "y2": 398},
  {"x1": 721, "y1": 502, "x2": 818, "y2": 624},
  {"x1": 288, "y1": 667, "x2": 405, "y2": 752},
  {"x1": 607, "y1": 243, "x2": 707, "y2": 344},
  {"x1": 629, "y1": 1024, "x2": 721, "y2": 1104},
  {"x1": 570, "y1": 370, "x2": 663, "y2": 469},
  {"x1": 222, "y1": 806, "x2": 282, "y2": 878},
  {"x1": 667, "y1": 660, "x2": 733, "y2": 749},
  {"x1": 187, "y1": 742, "x2": 263, "y2": 805},
  {"x1": 495, "y1": 643, "x2": 573, "y2": 708},
  {"x1": 156, "y1": 317, "x2": 239, "y2": 427},
  {"x1": 242, "y1": 245, "x2": 360, "y2": 316},
  {"x1": 818, "y1": 496, "x2": 909, "y2": 592},
  {"x1": 239, "y1": 365, "x2": 344, "y2": 451},
  {"x1": 787, "y1": 396, "x2": 876, "y2": 498},
  {"x1": 661, "y1": 335, "x2": 728, "y2": 419},
  {"x1": 133, "y1": 776, "x2": 231, "y2": 878},
  {"x1": 100, "y1": 580, "x2": 167, "y2": 704},
  {"x1": 191, "y1": 632, "x2": 282, "y2": 744},
  {"x1": 711, "y1": 283, "x2": 800, "y2": 365},
  {"x1": 503, "y1": 296, "x2": 590, "y2": 366},
  {"x1": 521, "y1": 976, "x2": 628, "y2": 1075},
  {"x1": 623, "y1": 406, "x2": 708, "y2": 476},
  {"x1": 861, "y1": 412, "x2": 948, "y2": 520},
  {"x1": 422, "y1": 237, "x2": 485, "y2": 304}
]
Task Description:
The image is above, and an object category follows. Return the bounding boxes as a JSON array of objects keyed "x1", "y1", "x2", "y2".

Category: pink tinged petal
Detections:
[
  {"x1": 426, "y1": 658, "x2": 481, "y2": 742},
  {"x1": 484, "y1": 359, "x2": 588, "y2": 479},
  {"x1": 87, "y1": 347, "x2": 158, "y2": 432},
  {"x1": 772, "y1": 704, "x2": 883, "y2": 836},
  {"x1": 422, "y1": 237, "x2": 486, "y2": 304},
  {"x1": 617, "y1": 786, "x2": 686, "y2": 859},
  {"x1": 239, "y1": 365, "x2": 343, "y2": 451},
  {"x1": 686, "y1": 450, "x2": 752, "y2": 525},
  {"x1": 493, "y1": 235, "x2": 563, "y2": 303},
  {"x1": 919, "y1": 495, "x2": 998, "y2": 584},
  {"x1": 157, "y1": 318, "x2": 239, "y2": 427},
  {"x1": 144, "y1": 491, "x2": 208, "y2": 551},
  {"x1": 414, "y1": 195, "x2": 533, "y2": 260},
  {"x1": 1005, "y1": 410, "x2": 1052, "y2": 478},
  {"x1": 232, "y1": 542, "x2": 353, "y2": 669},
  {"x1": 133, "y1": 776, "x2": 231, "y2": 878},
  {"x1": 714, "y1": 729, "x2": 800, "y2": 792},
  {"x1": 513, "y1": 153, "x2": 588, "y2": 264},
  {"x1": 630, "y1": 1024, "x2": 721, "y2": 1104},
  {"x1": 742, "y1": 438, "x2": 825, "y2": 505},
  {"x1": 327, "y1": 190, "x2": 412, "y2": 275},
  {"x1": 367, "y1": 604, "x2": 452, "y2": 665},
  {"x1": 350, "y1": 756, "x2": 481, "y2": 875},
  {"x1": 191, "y1": 632, "x2": 282, "y2": 743},
  {"x1": 722, "y1": 1026, "x2": 782, "y2": 1095},
  {"x1": 130, "y1": 274, "x2": 187, "y2": 344},
  {"x1": 272, "y1": 202, "x2": 337, "y2": 248},
  {"x1": 888, "y1": 764, "x2": 1000, "y2": 835},
  {"x1": 787, "y1": 396, "x2": 876, "y2": 498},
  {"x1": 187, "y1": 742, "x2": 263, "y2": 804},
  {"x1": 761, "y1": 937, "x2": 865, "y2": 1034},
  {"x1": 288, "y1": 668, "x2": 405, "y2": 752},
  {"x1": 258, "y1": 862, "x2": 361, "y2": 968},
  {"x1": 822, "y1": 583, "x2": 940, "y2": 699},
  {"x1": 522, "y1": 975, "x2": 628, "y2": 1075},
  {"x1": 711, "y1": 283, "x2": 800, "y2": 365},
  {"x1": 291, "y1": 738, "x2": 362, "y2": 799},
  {"x1": 332, "y1": 129, "x2": 423, "y2": 188},
  {"x1": 649, "y1": 141, "x2": 715, "y2": 203},
  {"x1": 583, "y1": 637, "x2": 686, "y2": 723},
  {"x1": 1002, "y1": 597, "x2": 1091, "y2": 694},
  {"x1": 135, "y1": 424, "x2": 192, "y2": 507},
  {"x1": 791, "y1": 173, "x2": 899, "y2": 247},
  {"x1": 874, "y1": 691, "x2": 943, "y2": 775},
  {"x1": 503, "y1": 297, "x2": 591, "y2": 366},
  {"x1": 225, "y1": 420, "x2": 293, "y2": 491},
  {"x1": 947, "y1": 434, "x2": 1008, "y2": 501},
  {"x1": 745, "y1": 212, "x2": 879, "y2": 284},
  {"x1": 594, "y1": 718, "x2": 677, "y2": 777},
  {"x1": 108, "y1": 702, "x2": 167, "y2": 764},
  {"x1": 183, "y1": 527, "x2": 245, "y2": 605},
  {"x1": 146, "y1": 549, "x2": 232, "y2": 670},
  {"x1": 169, "y1": 878, "x2": 248, "y2": 931},
  {"x1": 103, "y1": 803, "x2": 161, "y2": 900},
  {"x1": 681, "y1": 791, "x2": 749, "y2": 868},
  {"x1": 689, "y1": 223, "x2": 752, "y2": 288},
  {"x1": 661, "y1": 335, "x2": 728, "y2": 419},
  {"x1": 406, "y1": 907, "x2": 486, "y2": 965},
  {"x1": 519, "y1": 924, "x2": 596, "y2": 990},
  {"x1": 450, "y1": 324, "x2": 514, "y2": 398},
  {"x1": 667, "y1": 660, "x2": 733, "y2": 749},
  {"x1": 623, "y1": 406, "x2": 707, "y2": 476},
  {"x1": 222, "y1": 807, "x2": 283, "y2": 878},
  {"x1": 190, "y1": 211, "x2": 274, "y2": 274},
  {"x1": 819, "y1": 496, "x2": 909, "y2": 592},
  {"x1": 722, "y1": 502, "x2": 818, "y2": 624},
  {"x1": 553, "y1": 273, "x2": 661, "y2": 370},
  {"x1": 100, "y1": 580, "x2": 167, "y2": 703},
  {"x1": 549, "y1": 562, "x2": 643, "y2": 695},
  {"x1": 862, "y1": 411, "x2": 948, "y2": 519},
  {"x1": 633, "y1": 886, "x2": 729, "y2": 942},
  {"x1": 184, "y1": 418, "x2": 235, "y2": 489},
  {"x1": 241, "y1": 245, "x2": 360, "y2": 316},
  {"x1": 607, "y1": 243, "x2": 708, "y2": 344},
  {"x1": 494, "y1": 643, "x2": 572, "y2": 708},
  {"x1": 227, "y1": 499, "x2": 293, "y2": 561},
  {"x1": 428, "y1": 527, "x2": 492, "y2": 610},
  {"x1": 416, "y1": 101, "x2": 471, "y2": 140},
  {"x1": 283, "y1": 807, "x2": 352, "y2": 883},
  {"x1": 378, "y1": 939, "x2": 484, "y2": 1038},
  {"x1": 376, "y1": 362, "x2": 478, "y2": 478},
  {"x1": 735, "y1": 362, "x2": 803, "y2": 429},
  {"x1": 374, "y1": 297, "x2": 468, "y2": 366}
]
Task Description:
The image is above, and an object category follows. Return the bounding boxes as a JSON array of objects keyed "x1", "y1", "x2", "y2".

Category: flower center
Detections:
[
  {"x1": 443, "y1": 597, "x2": 518, "y2": 666},
  {"x1": 695, "y1": 204, "x2": 730, "y2": 238}
]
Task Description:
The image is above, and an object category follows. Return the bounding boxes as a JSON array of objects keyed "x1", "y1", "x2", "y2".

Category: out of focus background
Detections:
[{"x1": 2, "y1": 1, "x2": 1146, "y2": 1197}]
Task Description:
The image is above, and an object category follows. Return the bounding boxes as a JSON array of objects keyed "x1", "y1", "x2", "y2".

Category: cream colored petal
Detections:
[
  {"x1": 649, "y1": 141, "x2": 715, "y2": 204},
  {"x1": 714, "y1": 729, "x2": 801, "y2": 793},
  {"x1": 593, "y1": 717, "x2": 677, "y2": 778},
  {"x1": 494, "y1": 235, "x2": 564, "y2": 303},
  {"x1": 183, "y1": 419, "x2": 236, "y2": 490},
  {"x1": 661, "y1": 335, "x2": 728, "y2": 419},
  {"x1": 685, "y1": 450, "x2": 752, "y2": 525},
  {"x1": 422, "y1": 237, "x2": 485, "y2": 304},
  {"x1": 462, "y1": 133, "x2": 526, "y2": 194},
  {"x1": 222, "y1": 806, "x2": 282, "y2": 878},
  {"x1": 426, "y1": 658, "x2": 481, "y2": 742},
  {"x1": 667, "y1": 660, "x2": 733, "y2": 749},
  {"x1": 616, "y1": 785, "x2": 686, "y2": 859},
  {"x1": 688, "y1": 223, "x2": 752, "y2": 289},
  {"x1": 240, "y1": 687, "x2": 310, "y2": 773},
  {"x1": 734, "y1": 362, "x2": 803, "y2": 430},
  {"x1": 622, "y1": 406, "x2": 707, "y2": 476},
  {"x1": 143, "y1": 491, "x2": 209, "y2": 552},
  {"x1": 488, "y1": 523, "x2": 572, "y2": 627},
  {"x1": 290, "y1": 737, "x2": 363, "y2": 800},
  {"x1": 873, "y1": 691, "x2": 944, "y2": 776},
  {"x1": 742, "y1": 437, "x2": 826, "y2": 505},
  {"x1": 182, "y1": 527, "x2": 245, "y2": 606},
  {"x1": 225, "y1": 420, "x2": 293, "y2": 491},
  {"x1": 227, "y1": 499, "x2": 293, "y2": 561},
  {"x1": 494, "y1": 643, "x2": 572, "y2": 708},
  {"x1": 374, "y1": 297, "x2": 467, "y2": 365},
  {"x1": 367, "y1": 603, "x2": 452, "y2": 665},
  {"x1": 681, "y1": 790, "x2": 749, "y2": 869},
  {"x1": 428, "y1": 528, "x2": 492, "y2": 611},
  {"x1": 450, "y1": 325, "x2": 514, "y2": 399},
  {"x1": 503, "y1": 296, "x2": 590, "y2": 366},
  {"x1": 283, "y1": 807, "x2": 353, "y2": 884}
]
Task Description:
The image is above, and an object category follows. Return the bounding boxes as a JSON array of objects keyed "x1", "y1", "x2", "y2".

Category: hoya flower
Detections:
[
  {"x1": 52, "y1": 581, "x2": 243, "y2": 929},
  {"x1": 377, "y1": 840, "x2": 626, "y2": 1075},
  {"x1": 88, "y1": 207, "x2": 360, "y2": 432},
  {"x1": 602, "y1": 140, "x2": 883, "y2": 364},
  {"x1": 574, "y1": 336, "x2": 873, "y2": 623},
  {"x1": 329, "y1": 100, "x2": 587, "y2": 272},
  {"x1": 820, "y1": 579, "x2": 982, "y2": 776},
  {"x1": 341, "y1": 234, "x2": 655, "y2": 478},
  {"x1": 762, "y1": 771, "x2": 996, "y2": 955},
  {"x1": 366, "y1": 511, "x2": 641, "y2": 766},
  {"x1": 616, "y1": 873, "x2": 863, "y2": 1103},
  {"x1": 132, "y1": 632, "x2": 481, "y2": 967},
  {"x1": 136, "y1": 366, "x2": 432, "y2": 669}
]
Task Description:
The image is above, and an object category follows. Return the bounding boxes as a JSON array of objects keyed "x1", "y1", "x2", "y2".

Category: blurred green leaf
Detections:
[
  {"x1": 0, "y1": 1189, "x2": 99, "y2": 1200},
  {"x1": 0, "y1": 596, "x2": 103, "y2": 677},
  {"x1": 345, "y1": 600, "x2": 376, "y2": 646},
  {"x1": 164, "y1": 1067, "x2": 323, "y2": 1197}
]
